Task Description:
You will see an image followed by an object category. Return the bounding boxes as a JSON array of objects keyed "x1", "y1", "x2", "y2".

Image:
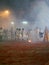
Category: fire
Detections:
[{"x1": 28, "y1": 40, "x2": 32, "y2": 43}]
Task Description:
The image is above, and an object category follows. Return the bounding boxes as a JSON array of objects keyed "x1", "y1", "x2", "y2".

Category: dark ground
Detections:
[{"x1": 0, "y1": 41, "x2": 49, "y2": 65}]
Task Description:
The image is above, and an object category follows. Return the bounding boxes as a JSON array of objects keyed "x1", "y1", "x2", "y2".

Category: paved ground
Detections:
[{"x1": 0, "y1": 41, "x2": 49, "y2": 65}]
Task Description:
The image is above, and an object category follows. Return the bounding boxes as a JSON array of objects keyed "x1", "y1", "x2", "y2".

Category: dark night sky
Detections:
[
  {"x1": 0, "y1": 0, "x2": 45, "y2": 21},
  {"x1": 0, "y1": 0, "x2": 49, "y2": 30},
  {"x1": 0, "y1": 0, "x2": 35, "y2": 22},
  {"x1": 0, "y1": 0, "x2": 46, "y2": 21},
  {"x1": 0, "y1": 0, "x2": 32, "y2": 13}
]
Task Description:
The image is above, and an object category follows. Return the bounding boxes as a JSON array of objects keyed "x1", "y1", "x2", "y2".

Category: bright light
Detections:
[
  {"x1": 4, "y1": 10, "x2": 9, "y2": 14},
  {"x1": 11, "y1": 21, "x2": 14, "y2": 25},
  {"x1": 0, "y1": 10, "x2": 10, "y2": 17},
  {"x1": 22, "y1": 21, "x2": 28, "y2": 25},
  {"x1": 28, "y1": 40, "x2": 32, "y2": 43}
]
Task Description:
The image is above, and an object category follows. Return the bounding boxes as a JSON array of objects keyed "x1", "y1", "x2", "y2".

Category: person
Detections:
[
  {"x1": 0, "y1": 27, "x2": 3, "y2": 41},
  {"x1": 44, "y1": 27, "x2": 49, "y2": 42}
]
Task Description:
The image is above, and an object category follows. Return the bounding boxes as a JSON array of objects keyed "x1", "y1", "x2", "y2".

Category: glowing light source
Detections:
[
  {"x1": 11, "y1": 21, "x2": 14, "y2": 25},
  {"x1": 28, "y1": 40, "x2": 32, "y2": 43},
  {"x1": 4, "y1": 10, "x2": 9, "y2": 14},
  {"x1": 22, "y1": 21, "x2": 28, "y2": 25},
  {"x1": 0, "y1": 10, "x2": 10, "y2": 17}
]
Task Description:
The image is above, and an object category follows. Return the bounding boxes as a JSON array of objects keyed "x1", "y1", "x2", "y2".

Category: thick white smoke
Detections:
[
  {"x1": 28, "y1": 1, "x2": 49, "y2": 42},
  {"x1": 31, "y1": 1, "x2": 49, "y2": 31}
]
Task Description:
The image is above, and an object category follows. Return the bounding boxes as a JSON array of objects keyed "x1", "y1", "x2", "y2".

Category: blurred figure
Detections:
[
  {"x1": 21, "y1": 28, "x2": 24, "y2": 40},
  {"x1": 0, "y1": 27, "x2": 3, "y2": 41},
  {"x1": 44, "y1": 27, "x2": 49, "y2": 42}
]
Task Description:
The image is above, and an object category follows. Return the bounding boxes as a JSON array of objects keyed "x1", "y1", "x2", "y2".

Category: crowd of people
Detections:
[{"x1": 0, "y1": 27, "x2": 49, "y2": 42}]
